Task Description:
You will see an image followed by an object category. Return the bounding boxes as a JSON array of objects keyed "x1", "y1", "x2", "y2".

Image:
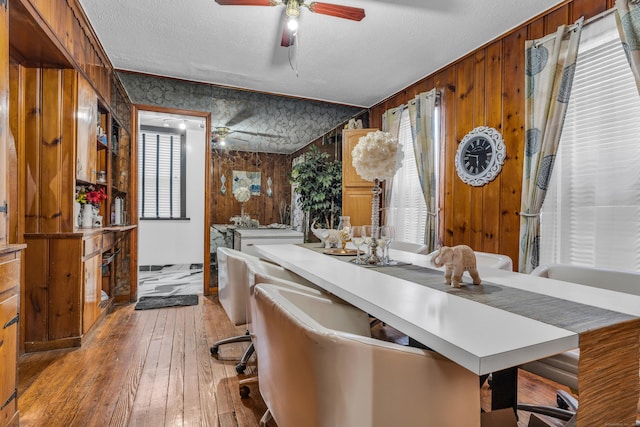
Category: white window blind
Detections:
[
  {"x1": 138, "y1": 130, "x2": 184, "y2": 219},
  {"x1": 387, "y1": 109, "x2": 428, "y2": 244},
  {"x1": 540, "y1": 14, "x2": 640, "y2": 272}
]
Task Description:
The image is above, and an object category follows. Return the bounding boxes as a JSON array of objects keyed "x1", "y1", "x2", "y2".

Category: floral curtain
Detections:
[
  {"x1": 408, "y1": 89, "x2": 438, "y2": 252},
  {"x1": 615, "y1": 0, "x2": 640, "y2": 95},
  {"x1": 381, "y1": 106, "x2": 404, "y2": 213},
  {"x1": 519, "y1": 20, "x2": 583, "y2": 273}
]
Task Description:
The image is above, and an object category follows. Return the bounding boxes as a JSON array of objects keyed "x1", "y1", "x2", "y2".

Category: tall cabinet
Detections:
[
  {"x1": 1, "y1": 2, "x2": 25, "y2": 426},
  {"x1": 8, "y1": 0, "x2": 138, "y2": 352},
  {"x1": 342, "y1": 129, "x2": 378, "y2": 226},
  {"x1": 18, "y1": 68, "x2": 134, "y2": 352}
]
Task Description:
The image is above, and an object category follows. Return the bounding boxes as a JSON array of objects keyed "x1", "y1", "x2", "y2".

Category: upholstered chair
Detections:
[
  {"x1": 212, "y1": 247, "x2": 323, "y2": 377},
  {"x1": 252, "y1": 281, "x2": 481, "y2": 427},
  {"x1": 388, "y1": 240, "x2": 429, "y2": 254},
  {"x1": 519, "y1": 264, "x2": 640, "y2": 424}
]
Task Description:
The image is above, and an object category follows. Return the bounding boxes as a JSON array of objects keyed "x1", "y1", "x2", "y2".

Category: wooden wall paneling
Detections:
[
  {"x1": 24, "y1": 238, "x2": 48, "y2": 343},
  {"x1": 48, "y1": 238, "x2": 82, "y2": 340},
  {"x1": 440, "y1": 69, "x2": 457, "y2": 246},
  {"x1": 546, "y1": 4, "x2": 571, "y2": 31},
  {"x1": 40, "y1": 69, "x2": 64, "y2": 234},
  {"x1": 482, "y1": 40, "x2": 504, "y2": 256},
  {"x1": 24, "y1": 68, "x2": 41, "y2": 234},
  {"x1": 61, "y1": 69, "x2": 77, "y2": 231},
  {"x1": 571, "y1": 0, "x2": 609, "y2": 21},
  {"x1": 499, "y1": 27, "x2": 527, "y2": 267},
  {"x1": 211, "y1": 150, "x2": 293, "y2": 226},
  {"x1": 452, "y1": 57, "x2": 474, "y2": 246},
  {"x1": 9, "y1": 61, "x2": 25, "y2": 246},
  {"x1": 470, "y1": 50, "x2": 487, "y2": 251}
]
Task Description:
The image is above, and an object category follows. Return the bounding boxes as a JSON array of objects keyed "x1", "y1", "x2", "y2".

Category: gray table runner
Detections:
[{"x1": 302, "y1": 244, "x2": 636, "y2": 334}]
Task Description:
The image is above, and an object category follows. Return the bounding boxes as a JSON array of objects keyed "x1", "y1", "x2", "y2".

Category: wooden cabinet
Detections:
[
  {"x1": 0, "y1": 248, "x2": 24, "y2": 427},
  {"x1": 342, "y1": 129, "x2": 378, "y2": 226},
  {"x1": 76, "y1": 74, "x2": 98, "y2": 183},
  {"x1": 82, "y1": 252, "x2": 101, "y2": 335},
  {"x1": 0, "y1": 0, "x2": 8, "y2": 248}
]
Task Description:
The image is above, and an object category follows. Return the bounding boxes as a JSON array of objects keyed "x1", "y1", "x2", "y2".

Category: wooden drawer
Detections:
[
  {"x1": 84, "y1": 235, "x2": 102, "y2": 257},
  {"x1": 0, "y1": 257, "x2": 19, "y2": 295},
  {"x1": 102, "y1": 232, "x2": 114, "y2": 250}
]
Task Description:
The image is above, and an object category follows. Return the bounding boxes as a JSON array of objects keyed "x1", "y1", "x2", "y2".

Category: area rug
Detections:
[{"x1": 134, "y1": 294, "x2": 199, "y2": 310}]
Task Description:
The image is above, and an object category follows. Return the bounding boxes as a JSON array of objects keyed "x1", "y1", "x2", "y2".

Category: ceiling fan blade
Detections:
[
  {"x1": 281, "y1": 26, "x2": 295, "y2": 47},
  {"x1": 308, "y1": 2, "x2": 365, "y2": 21},
  {"x1": 234, "y1": 130, "x2": 282, "y2": 138},
  {"x1": 225, "y1": 108, "x2": 254, "y2": 127},
  {"x1": 215, "y1": 0, "x2": 273, "y2": 5}
]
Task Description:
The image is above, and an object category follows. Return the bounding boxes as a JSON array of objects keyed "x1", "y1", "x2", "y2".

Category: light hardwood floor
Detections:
[{"x1": 18, "y1": 295, "x2": 578, "y2": 427}]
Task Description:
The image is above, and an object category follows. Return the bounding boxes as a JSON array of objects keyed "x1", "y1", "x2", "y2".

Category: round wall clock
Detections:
[{"x1": 455, "y1": 126, "x2": 506, "y2": 186}]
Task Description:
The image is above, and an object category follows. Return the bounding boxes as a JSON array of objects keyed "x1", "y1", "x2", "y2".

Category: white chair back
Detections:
[{"x1": 253, "y1": 282, "x2": 481, "y2": 427}]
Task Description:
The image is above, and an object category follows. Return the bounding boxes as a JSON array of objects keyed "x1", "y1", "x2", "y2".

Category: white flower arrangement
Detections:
[
  {"x1": 351, "y1": 130, "x2": 403, "y2": 182},
  {"x1": 233, "y1": 186, "x2": 251, "y2": 203}
]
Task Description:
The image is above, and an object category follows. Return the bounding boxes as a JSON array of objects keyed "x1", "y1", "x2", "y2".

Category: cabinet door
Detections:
[
  {"x1": 82, "y1": 253, "x2": 101, "y2": 334},
  {"x1": 0, "y1": 0, "x2": 8, "y2": 247},
  {"x1": 342, "y1": 129, "x2": 378, "y2": 187},
  {"x1": 76, "y1": 75, "x2": 97, "y2": 183},
  {"x1": 0, "y1": 293, "x2": 18, "y2": 425}
]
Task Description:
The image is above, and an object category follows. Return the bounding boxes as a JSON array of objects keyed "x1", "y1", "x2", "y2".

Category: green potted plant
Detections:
[{"x1": 290, "y1": 145, "x2": 342, "y2": 234}]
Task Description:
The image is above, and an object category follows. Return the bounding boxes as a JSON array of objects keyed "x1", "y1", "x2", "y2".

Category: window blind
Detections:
[
  {"x1": 540, "y1": 14, "x2": 640, "y2": 272},
  {"x1": 138, "y1": 130, "x2": 184, "y2": 218},
  {"x1": 387, "y1": 109, "x2": 428, "y2": 244}
]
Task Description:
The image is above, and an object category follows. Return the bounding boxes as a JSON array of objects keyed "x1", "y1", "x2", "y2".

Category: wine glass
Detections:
[
  {"x1": 379, "y1": 225, "x2": 396, "y2": 265},
  {"x1": 362, "y1": 225, "x2": 373, "y2": 258},
  {"x1": 350, "y1": 226, "x2": 366, "y2": 265}
]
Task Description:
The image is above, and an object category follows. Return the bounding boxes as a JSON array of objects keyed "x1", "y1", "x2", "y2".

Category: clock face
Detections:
[
  {"x1": 455, "y1": 126, "x2": 506, "y2": 186},
  {"x1": 462, "y1": 137, "x2": 493, "y2": 176}
]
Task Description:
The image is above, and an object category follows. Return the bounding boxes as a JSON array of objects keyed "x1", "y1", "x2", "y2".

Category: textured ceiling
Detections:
[{"x1": 78, "y1": 0, "x2": 565, "y2": 152}]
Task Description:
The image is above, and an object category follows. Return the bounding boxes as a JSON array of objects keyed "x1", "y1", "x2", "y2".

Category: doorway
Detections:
[{"x1": 135, "y1": 108, "x2": 211, "y2": 299}]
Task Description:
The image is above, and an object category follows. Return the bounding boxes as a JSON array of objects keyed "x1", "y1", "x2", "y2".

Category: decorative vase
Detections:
[
  {"x1": 73, "y1": 201, "x2": 81, "y2": 228},
  {"x1": 337, "y1": 216, "x2": 351, "y2": 250},
  {"x1": 367, "y1": 180, "x2": 382, "y2": 264},
  {"x1": 81, "y1": 204, "x2": 95, "y2": 229}
]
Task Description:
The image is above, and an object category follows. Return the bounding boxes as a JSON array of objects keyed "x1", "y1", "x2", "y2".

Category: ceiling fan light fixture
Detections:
[{"x1": 287, "y1": 15, "x2": 298, "y2": 31}]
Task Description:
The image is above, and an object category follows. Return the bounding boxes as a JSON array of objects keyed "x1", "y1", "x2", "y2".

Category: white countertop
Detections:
[
  {"x1": 234, "y1": 228, "x2": 303, "y2": 238},
  {"x1": 254, "y1": 244, "x2": 589, "y2": 375}
]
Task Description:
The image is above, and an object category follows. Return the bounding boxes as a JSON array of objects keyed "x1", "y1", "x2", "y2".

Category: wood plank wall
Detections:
[
  {"x1": 17, "y1": 0, "x2": 112, "y2": 102},
  {"x1": 368, "y1": 0, "x2": 613, "y2": 268},
  {"x1": 211, "y1": 150, "x2": 293, "y2": 226}
]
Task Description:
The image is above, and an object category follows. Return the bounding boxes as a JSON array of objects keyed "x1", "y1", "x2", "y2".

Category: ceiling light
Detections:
[
  {"x1": 179, "y1": 120, "x2": 186, "y2": 130},
  {"x1": 163, "y1": 122, "x2": 170, "y2": 127},
  {"x1": 285, "y1": 0, "x2": 300, "y2": 32},
  {"x1": 287, "y1": 16, "x2": 298, "y2": 31},
  {"x1": 219, "y1": 139, "x2": 226, "y2": 146}
]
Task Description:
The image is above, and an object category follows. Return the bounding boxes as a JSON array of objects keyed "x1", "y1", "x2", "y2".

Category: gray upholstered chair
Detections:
[
  {"x1": 519, "y1": 264, "x2": 640, "y2": 424},
  {"x1": 252, "y1": 280, "x2": 481, "y2": 427}
]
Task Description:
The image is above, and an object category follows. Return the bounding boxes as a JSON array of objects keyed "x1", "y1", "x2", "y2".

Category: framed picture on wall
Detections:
[{"x1": 233, "y1": 170, "x2": 261, "y2": 195}]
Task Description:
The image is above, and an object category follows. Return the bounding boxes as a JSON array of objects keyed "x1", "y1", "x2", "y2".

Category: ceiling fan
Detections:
[
  {"x1": 212, "y1": 126, "x2": 282, "y2": 146},
  {"x1": 214, "y1": 0, "x2": 366, "y2": 47}
]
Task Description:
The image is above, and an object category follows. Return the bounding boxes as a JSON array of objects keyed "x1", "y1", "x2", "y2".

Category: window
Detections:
[
  {"x1": 138, "y1": 127, "x2": 187, "y2": 219},
  {"x1": 387, "y1": 109, "x2": 429, "y2": 244},
  {"x1": 540, "y1": 14, "x2": 640, "y2": 272}
]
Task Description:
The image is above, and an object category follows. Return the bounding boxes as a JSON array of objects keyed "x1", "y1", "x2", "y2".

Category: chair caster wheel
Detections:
[
  {"x1": 210, "y1": 345, "x2": 219, "y2": 356},
  {"x1": 240, "y1": 385, "x2": 251, "y2": 398},
  {"x1": 235, "y1": 363, "x2": 246, "y2": 374}
]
